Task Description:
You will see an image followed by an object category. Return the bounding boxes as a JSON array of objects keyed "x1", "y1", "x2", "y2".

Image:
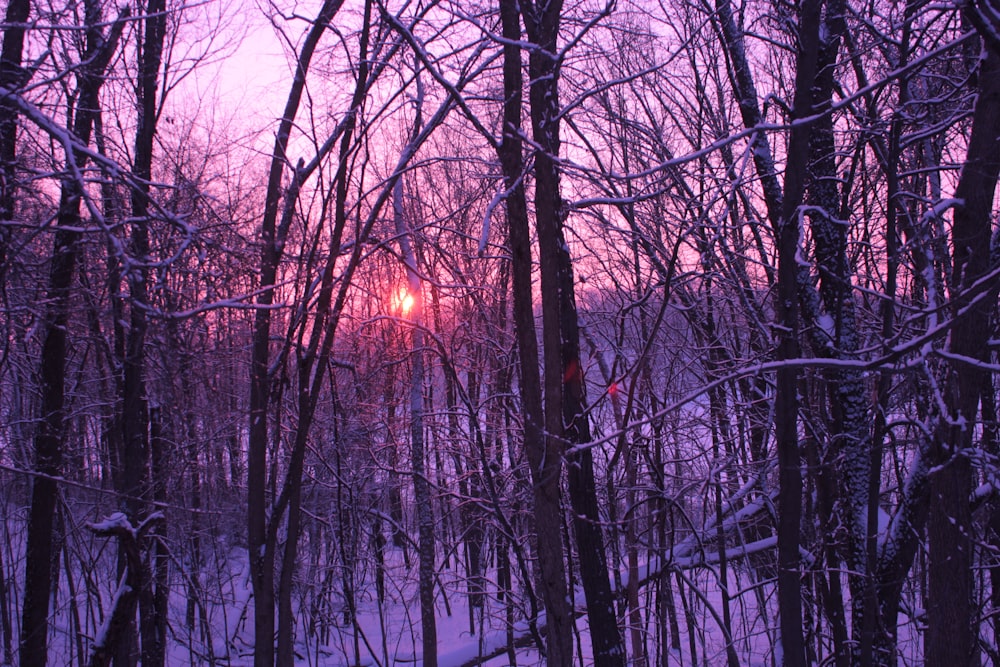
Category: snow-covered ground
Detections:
[{"x1": 0, "y1": 488, "x2": 926, "y2": 666}]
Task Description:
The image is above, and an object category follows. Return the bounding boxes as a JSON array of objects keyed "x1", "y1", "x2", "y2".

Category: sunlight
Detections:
[{"x1": 392, "y1": 287, "x2": 415, "y2": 316}]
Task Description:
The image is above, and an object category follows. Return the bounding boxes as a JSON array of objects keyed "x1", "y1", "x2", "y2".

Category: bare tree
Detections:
[
  {"x1": 926, "y1": 23, "x2": 1000, "y2": 665},
  {"x1": 17, "y1": 3, "x2": 128, "y2": 663},
  {"x1": 496, "y1": 0, "x2": 574, "y2": 662},
  {"x1": 246, "y1": 4, "x2": 346, "y2": 664},
  {"x1": 0, "y1": 0, "x2": 30, "y2": 281}
]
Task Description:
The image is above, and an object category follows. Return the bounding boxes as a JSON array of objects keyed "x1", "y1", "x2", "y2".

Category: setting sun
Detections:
[{"x1": 392, "y1": 287, "x2": 415, "y2": 316}]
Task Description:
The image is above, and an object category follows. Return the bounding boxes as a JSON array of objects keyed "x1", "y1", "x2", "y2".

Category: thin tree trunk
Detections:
[
  {"x1": 246, "y1": 4, "x2": 344, "y2": 664},
  {"x1": 19, "y1": 5, "x2": 127, "y2": 663},
  {"x1": 394, "y1": 176, "x2": 438, "y2": 666},
  {"x1": 126, "y1": 1, "x2": 167, "y2": 663},
  {"x1": 146, "y1": 409, "x2": 169, "y2": 667},
  {"x1": 0, "y1": 0, "x2": 30, "y2": 280},
  {"x1": 497, "y1": 1, "x2": 574, "y2": 663},
  {"x1": 517, "y1": 0, "x2": 625, "y2": 661},
  {"x1": 626, "y1": 441, "x2": 647, "y2": 667},
  {"x1": 712, "y1": 1, "x2": 816, "y2": 657},
  {"x1": 0, "y1": 515, "x2": 9, "y2": 665},
  {"x1": 774, "y1": 0, "x2": 827, "y2": 662}
]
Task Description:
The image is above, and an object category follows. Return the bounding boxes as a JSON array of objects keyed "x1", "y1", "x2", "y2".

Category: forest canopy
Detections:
[{"x1": 2, "y1": 0, "x2": 1000, "y2": 665}]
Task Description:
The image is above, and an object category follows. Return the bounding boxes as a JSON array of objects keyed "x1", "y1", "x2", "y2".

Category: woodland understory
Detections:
[{"x1": 2, "y1": 0, "x2": 1000, "y2": 664}]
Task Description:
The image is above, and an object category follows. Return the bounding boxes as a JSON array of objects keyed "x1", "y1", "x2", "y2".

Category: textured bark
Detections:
[
  {"x1": 0, "y1": 0, "x2": 29, "y2": 278},
  {"x1": 714, "y1": 0, "x2": 783, "y2": 229},
  {"x1": 839, "y1": 7, "x2": 937, "y2": 661},
  {"x1": 926, "y1": 42, "x2": 1000, "y2": 667}
]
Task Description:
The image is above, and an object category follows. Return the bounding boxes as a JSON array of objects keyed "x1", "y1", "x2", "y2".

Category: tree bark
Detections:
[
  {"x1": 497, "y1": 1, "x2": 574, "y2": 664},
  {"x1": 19, "y1": 5, "x2": 127, "y2": 663},
  {"x1": 926, "y1": 40, "x2": 1000, "y2": 667},
  {"x1": 518, "y1": 0, "x2": 626, "y2": 661},
  {"x1": 0, "y1": 0, "x2": 29, "y2": 279}
]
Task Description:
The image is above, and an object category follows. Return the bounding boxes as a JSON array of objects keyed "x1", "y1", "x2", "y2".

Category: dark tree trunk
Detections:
[
  {"x1": 146, "y1": 409, "x2": 169, "y2": 667},
  {"x1": 793, "y1": 1, "x2": 871, "y2": 661},
  {"x1": 19, "y1": 5, "x2": 126, "y2": 663},
  {"x1": 246, "y1": 4, "x2": 343, "y2": 664},
  {"x1": 774, "y1": 0, "x2": 827, "y2": 663},
  {"x1": 517, "y1": 0, "x2": 625, "y2": 661},
  {"x1": 125, "y1": 1, "x2": 167, "y2": 663},
  {"x1": 0, "y1": 0, "x2": 30, "y2": 278},
  {"x1": 497, "y1": 1, "x2": 573, "y2": 663},
  {"x1": 273, "y1": 9, "x2": 377, "y2": 665},
  {"x1": 711, "y1": 2, "x2": 818, "y2": 658},
  {"x1": 926, "y1": 42, "x2": 1000, "y2": 667},
  {"x1": 20, "y1": 215, "x2": 75, "y2": 667}
]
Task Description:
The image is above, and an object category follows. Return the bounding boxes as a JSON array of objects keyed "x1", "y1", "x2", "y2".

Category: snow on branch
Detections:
[{"x1": 0, "y1": 84, "x2": 196, "y2": 259}]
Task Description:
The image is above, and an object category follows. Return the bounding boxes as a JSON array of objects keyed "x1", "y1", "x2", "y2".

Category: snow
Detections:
[
  {"x1": 2, "y1": 532, "x2": 790, "y2": 667},
  {"x1": 92, "y1": 577, "x2": 133, "y2": 651},
  {"x1": 816, "y1": 312, "x2": 835, "y2": 339},
  {"x1": 87, "y1": 512, "x2": 134, "y2": 536}
]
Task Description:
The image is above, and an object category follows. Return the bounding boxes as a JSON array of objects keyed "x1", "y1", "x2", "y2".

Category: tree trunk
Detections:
[
  {"x1": 497, "y1": 1, "x2": 574, "y2": 663},
  {"x1": 145, "y1": 409, "x2": 169, "y2": 667},
  {"x1": 125, "y1": 2, "x2": 167, "y2": 663},
  {"x1": 518, "y1": 0, "x2": 626, "y2": 661},
  {"x1": 394, "y1": 176, "x2": 438, "y2": 666},
  {"x1": 774, "y1": 0, "x2": 827, "y2": 662},
  {"x1": 19, "y1": 5, "x2": 126, "y2": 663},
  {"x1": 926, "y1": 41, "x2": 1000, "y2": 667},
  {"x1": 0, "y1": 0, "x2": 30, "y2": 279},
  {"x1": 246, "y1": 5, "x2": 343, "y2": 664}
]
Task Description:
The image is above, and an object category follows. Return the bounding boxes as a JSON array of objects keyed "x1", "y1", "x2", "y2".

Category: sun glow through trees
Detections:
[{"x1": 392, "y1": 287, "x2": 415, "y2": 316}]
